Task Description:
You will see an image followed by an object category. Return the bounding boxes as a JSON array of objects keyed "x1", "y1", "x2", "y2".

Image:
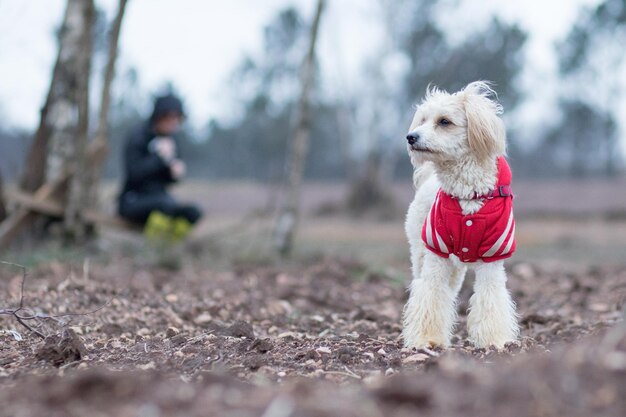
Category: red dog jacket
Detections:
[{"x1": 422, "y1": 157, "x2": 516, "y2": 263}]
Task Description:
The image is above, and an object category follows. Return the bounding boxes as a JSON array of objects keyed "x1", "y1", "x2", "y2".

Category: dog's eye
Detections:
[{"x1": 438, "y1": 118, "x2": 451, "y2": 126}]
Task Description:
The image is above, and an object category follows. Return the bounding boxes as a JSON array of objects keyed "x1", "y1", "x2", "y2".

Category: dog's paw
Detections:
[
  {"x1": 467, "y1": 317, "x2": 519, "y2": 349},
  {"x1": 469, "y1": 335, "x2": 516, "y2": 349},
  {"x1": 402, "y1": 332, "x2": 450, "y2": 350}
]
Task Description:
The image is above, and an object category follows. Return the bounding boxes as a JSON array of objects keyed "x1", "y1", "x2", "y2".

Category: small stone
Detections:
[
  {"x1": 137, "y1": 362, "x2": 156, "y2": 370},
  {"x1": 251, "y1": 338, "x2": 273, "y2": 353},
  {"x1": 267, "y1": 300, "x2": 293, "y2": 316},
  {"x1": 170, "y1": 334, "x2": 187, "y2": 347},
  {"x1": 588, "y1": 303, "x2": 610, "y2": 312},
  {"x1": 225, "y1": 321, "x2": 255, "y2": 339},
  {"x1": 137, "y1": 328, "x2": 151, "y2": 337},
  {"x1": 403, "y1": 353, "x2": 430, "y2": 363},
  {"x1": 165, "y1": 294, "x2": 179, "y2": 303},
  {"x1": 165, "y1": 327, "x2": 180, "y2": 338},
  {"x1": 194, "y1": 313, "x2": 213, "y2": 324},
  {"x1": 316, "y1": 346, "x2": 332, "y2": 354},
  {"x1": 109, "y1": 339, "x2": 123, "y2": 349},
  {"x1": 69, "y1": 326, "x2": 83, "y2": 335}
]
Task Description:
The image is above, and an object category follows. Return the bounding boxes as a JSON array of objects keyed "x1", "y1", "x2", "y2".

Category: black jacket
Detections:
[{"x1": 120, "y1": 121, "x2": 179, "y2": 196}]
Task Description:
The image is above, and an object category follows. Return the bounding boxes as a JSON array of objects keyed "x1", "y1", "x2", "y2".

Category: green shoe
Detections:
[
  {"x1": 172, "y1": 217, "x2": 193, "y2": 242},
  {"x1": 144, "y1": 211, "x2": 175, "y2": 244}
]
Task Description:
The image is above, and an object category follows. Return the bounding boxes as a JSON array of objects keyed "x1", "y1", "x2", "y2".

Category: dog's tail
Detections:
[{"x1": 413, "y1": 161, "x2": 436, "y2": 189}]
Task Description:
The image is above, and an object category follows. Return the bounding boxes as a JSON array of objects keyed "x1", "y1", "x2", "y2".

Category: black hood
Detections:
[{"x1": 150, "y1": 94, "x2": 185, "y2": 121}]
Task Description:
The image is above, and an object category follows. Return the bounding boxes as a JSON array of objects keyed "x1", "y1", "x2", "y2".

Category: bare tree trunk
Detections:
[
  {"x1": 273, "y1": 0, "x2": 325, "y2": 256},
  {"x1": 335, "y1": 104, "x2": 357, "y2": 181},
  {"x1": 346, "y1": 151, "x2": 396, "y2": 218},
  {"x1": 85, "y1": 0, "x2": 128, "y2": 212},
  {"x1": 604, "y1": 94, "x2": 619, "y2": 177},
  {"x1": 44, "y1": 0, "x2": 95, "y2": 239},
  {"x1": 0, "y1": 170, "x2": 6, "y2": 223},
  {"x1": 345, "y1": 3, "x2": 402, "y2": 218},
  {"x1": 19, "y1": 18, "x2": 69, "y2": 193},
  {"x1": 0, "y1": 0, "x2": 94, "y2": 248}
]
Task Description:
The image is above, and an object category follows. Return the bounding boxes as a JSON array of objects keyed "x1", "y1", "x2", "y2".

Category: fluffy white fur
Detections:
[{"x1": 402, "y1": 81, "x2": 519, "y2": 349}]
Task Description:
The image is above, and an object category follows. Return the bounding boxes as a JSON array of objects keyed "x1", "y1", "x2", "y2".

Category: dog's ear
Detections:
[{"x1": 463, "y1": 81, "x2": 506, "y2": 161}]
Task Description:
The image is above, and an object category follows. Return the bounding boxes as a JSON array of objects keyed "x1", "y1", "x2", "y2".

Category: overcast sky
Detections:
[{"x1": 0, "y1": 0, "x2": 602, "y2": 132}]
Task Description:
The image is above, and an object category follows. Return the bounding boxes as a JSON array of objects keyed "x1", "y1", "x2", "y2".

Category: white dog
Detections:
[{"x1": 402, "y1": 81, "x2": 519, "y2": 349}]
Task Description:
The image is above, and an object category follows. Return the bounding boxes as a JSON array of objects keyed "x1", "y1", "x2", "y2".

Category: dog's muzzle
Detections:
[
  {"x1": 407, "y1": 132, "x2": 430, "y2": 152},
  {"x1": 406, "y1": 132, "x2": 420, "y2": 146}
]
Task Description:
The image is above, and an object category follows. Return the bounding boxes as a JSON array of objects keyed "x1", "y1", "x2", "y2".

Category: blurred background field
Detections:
[
  {"x1": 176, "y1": 179, "x2": 626, "y2": 267},
  {"x1": 81, "y1": 178, "x2": 626, "y2": 272}
]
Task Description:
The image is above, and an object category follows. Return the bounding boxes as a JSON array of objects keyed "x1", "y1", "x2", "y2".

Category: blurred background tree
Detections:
[
  {"x1": 1, "y1": 0, "x2": 624, "y2": 190},
  {"x1": 194, "y1": 7, "x2": 344, "y2": 182},
  {"x1": 529, "y1": 0, "x2": 625, "y2": 177}
]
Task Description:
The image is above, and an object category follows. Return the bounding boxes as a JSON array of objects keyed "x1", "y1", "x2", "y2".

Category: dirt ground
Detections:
[
  {"x1": 1, "y1": 243, "x2": 625, "y2": 416},
  {"x1": 1, "y1": 181, "x2": 626, "y2": 416}
]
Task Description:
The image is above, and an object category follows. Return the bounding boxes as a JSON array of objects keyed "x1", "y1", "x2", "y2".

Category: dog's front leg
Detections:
[
  {"x1": 403, "y1": 252, "x2": 458, "y2": 348},
  {"x1": 467, "y1": 261, "x2": 519, "y2": 348}
]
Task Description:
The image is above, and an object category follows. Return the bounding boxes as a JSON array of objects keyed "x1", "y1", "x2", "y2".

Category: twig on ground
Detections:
[
  {"x1": 1, "y1": 260, "x2": 112, "y2": 339},
  {"x1": 343, "y1": 365, "x2": 362, "y2": 379},
  {"x1": 0, "y1": 261, "x2": 27, "y2": 308}
]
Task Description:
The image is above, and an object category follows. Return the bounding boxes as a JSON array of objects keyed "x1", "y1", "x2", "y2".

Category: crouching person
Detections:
[{"x1": 118, "y1": 94, "x2": 203, "y2": 243}]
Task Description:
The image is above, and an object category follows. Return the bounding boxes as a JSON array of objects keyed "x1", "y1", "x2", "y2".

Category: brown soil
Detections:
[{"x1": 1, "y1": 251, "x2": 625, "y2": 417}]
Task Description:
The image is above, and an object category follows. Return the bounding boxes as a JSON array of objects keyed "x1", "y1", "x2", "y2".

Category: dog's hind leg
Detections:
[
  {"x1": 403, "y1": 253, "x2": 458, "y2": 348},
  {"x1": 467, "y1": 261, "x2": 519, "y2": 348}
]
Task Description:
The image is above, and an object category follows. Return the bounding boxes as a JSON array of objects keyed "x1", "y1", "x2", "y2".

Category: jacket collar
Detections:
[{"x1": 462, "y1": 156, "x2": 512, "y2": 200}]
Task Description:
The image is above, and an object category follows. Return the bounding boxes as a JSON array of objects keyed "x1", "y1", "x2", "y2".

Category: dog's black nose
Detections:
[{"x1": 406, "y1": 132, "x2": 420, "y2": 145}]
